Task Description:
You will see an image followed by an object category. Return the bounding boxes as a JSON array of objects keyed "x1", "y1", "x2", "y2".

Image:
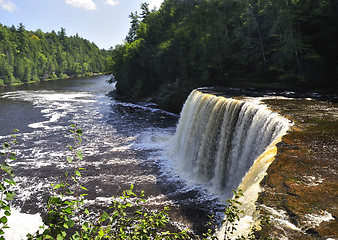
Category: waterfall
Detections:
[{"x1": 173, "y1": 89, "x2": 291, "y2": 237}]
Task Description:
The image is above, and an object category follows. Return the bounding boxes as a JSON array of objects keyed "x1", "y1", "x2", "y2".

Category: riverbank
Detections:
[
  {"x1": 0, "y1": 72, "x2": 106, "y2": 87},
  {"x1": 258, "y1": 98, "x2": 337, "y2": 239}
]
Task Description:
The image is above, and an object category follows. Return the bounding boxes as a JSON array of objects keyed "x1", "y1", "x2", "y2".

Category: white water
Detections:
[
  {"x1": 3, "y1": 208, "x2": 43, "y2": 240},
  {"x1": 174, "y1": 90, "x2": 290, "y2": 195},
  {"x1": 0, "y1": 77, "x2": 184, "y2": 238},
  {"x1": 173, "y1": 90, "x2": 292, "y2": 237}
]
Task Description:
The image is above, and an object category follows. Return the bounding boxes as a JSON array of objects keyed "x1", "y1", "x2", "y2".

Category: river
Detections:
[{"x1": 0, "y1": 75, "x2": 223, "y2": 238}]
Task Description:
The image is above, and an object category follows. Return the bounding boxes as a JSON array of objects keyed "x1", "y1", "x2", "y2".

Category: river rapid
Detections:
[{"x1": 0, "y1": 76, "x2": 223, "y2": 238}]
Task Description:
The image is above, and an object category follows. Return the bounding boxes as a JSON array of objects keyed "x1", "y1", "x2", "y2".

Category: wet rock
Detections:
[{"x1": 258, "y1": 98, "x2": 338, "y2": 239}]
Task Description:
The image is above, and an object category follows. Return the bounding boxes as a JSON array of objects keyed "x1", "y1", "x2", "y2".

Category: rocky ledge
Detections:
[{"x1": 258, "y1": 98, "x2": 337, "y2": 239}]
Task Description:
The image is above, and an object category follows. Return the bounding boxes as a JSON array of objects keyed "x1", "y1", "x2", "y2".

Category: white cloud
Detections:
[
  {"x1": 65, "y1": 0, "x2": 96, "y2": 10},
  {"x1": 0, "y1": 0, "x2": 17, "y2": 12},
  {"x1": 149, "y1": 0, "x2": 163, "y2": 10},
  {"x1": 105, "y1": 0, "x2": 119, "y2": 6}
]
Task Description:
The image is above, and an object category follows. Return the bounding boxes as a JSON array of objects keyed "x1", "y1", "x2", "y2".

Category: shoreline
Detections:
[{"x1": 0, "y1": 73, "x2": 109, "y2": 92}]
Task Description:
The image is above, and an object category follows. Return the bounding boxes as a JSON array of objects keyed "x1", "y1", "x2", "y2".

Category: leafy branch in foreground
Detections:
[
  {"x1": 223, "y1": 189, "x2": 244, "y2": 240},
  {"x1": 27, "y1": 125, "x2": 189, "y2": 239},
  {"x1": 0, "y1": 129, "x2": 18, "y2": 239},
  {"x1": 27, "y1": 124, "x2": 87, "y2": 239},
  {"x1": 81, "y1": 185, "x2": 189, "y2": 239}
]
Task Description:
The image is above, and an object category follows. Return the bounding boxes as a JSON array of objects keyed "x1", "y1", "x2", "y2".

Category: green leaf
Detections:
[
  {"x1": 57, "y1": 233, "x2": 64, "y2": 240},
  {"x1": 76, "y1": 150, "x2": 83, "y2": 160},
  {"x1": 67, "y1": 157, "x2": 72, "y2": 163},
  {"x1": 71, "y1": 176, "x2": 78, "y2": 183},
  {"x1": 0, "y1": 216, "x2": 8, "y2": 224},
  {"x1": 74, "y1": 170, "x2": 81, "y2": 177},
  {"x1": 2, "y1": 205, "x2": 10, "y2": 211},
  {"x1": 63, "y1": 222, "x2": 69, "y2": 229},
  {"x1": 67, "y1": 219, "x2": 75, "y2": 228},
  {"x1": 5, "y1": 191, "x2": 16, "y2": 200},
  {"x1": 82, "y1": 222, "x2": 89, "y2": 231},
  {"x1": 76, "y1": 129, "x2": 83, "y2": 136},
  {"x1": 125, "y1": 202, "x2": 133, "y2": 208},
  {"x1": 4, "y1": 210, "x2": 11, "y2": 216},
  {"x1": 5, "y1": 178, "x2": 16, "y2": 186},
  {"x1": 100, "y1": 212, "x2": 109, "y2": 222}
]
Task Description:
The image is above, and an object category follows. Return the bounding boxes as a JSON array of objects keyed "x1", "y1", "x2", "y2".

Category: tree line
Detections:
[
  {"x1": 107, "y1": 0, "x2": 338, "y2": 102},
  {"x1": 0, "y1": 23, "x2": 108, "y2": 86}
]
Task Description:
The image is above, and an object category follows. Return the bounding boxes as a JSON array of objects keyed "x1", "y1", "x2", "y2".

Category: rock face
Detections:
[{"x1": 258, "y1": 98, "x2": 337, "y2": 239}]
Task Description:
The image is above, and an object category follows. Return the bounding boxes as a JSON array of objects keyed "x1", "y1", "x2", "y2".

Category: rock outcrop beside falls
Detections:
[{"x1": 258, "y1": 98, "x2": 337, "y2": 239}]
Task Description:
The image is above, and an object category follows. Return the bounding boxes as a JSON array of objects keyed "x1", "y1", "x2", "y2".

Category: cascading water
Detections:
[{"x1": 173, "y1": 89, "x2": 291, "y2": 237}]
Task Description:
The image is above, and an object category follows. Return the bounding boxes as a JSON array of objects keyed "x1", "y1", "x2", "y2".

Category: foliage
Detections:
[
  {"x1": 223, "y1": 189, "x2": 244, "y2": 240},
  {"x1": 25, "y1": 125, "x2": 189, "y2": 239},
  {"x1": 107, "y1": 0, "x2": 338, "y2": 101},
  {"x1": 80, "y1": 185, "x2": 189, "y2": 239},
  {"x1": 26, "y1": 125, "x2": 87, "y2": 239},
  {"x1": 0, "y1": 129, "x2": 18, "y2": 239},
  {"x1": 0, "y1": 23, "x2": 108, "y2": 86}
]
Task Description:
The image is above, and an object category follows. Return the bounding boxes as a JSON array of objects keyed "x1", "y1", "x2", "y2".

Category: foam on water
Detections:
[
  {"x1": 2, "y1": 208, "x2": 43, "y2": 240},
  {"x1": 133, "y1": 128, "x2": 226, "y2": 212},
  {"x1": 261, "y1": 205, "x2": 302, "y2": 232},
  {"x1": 304, "y1": 211, "x2": 334, "y2": 228}
]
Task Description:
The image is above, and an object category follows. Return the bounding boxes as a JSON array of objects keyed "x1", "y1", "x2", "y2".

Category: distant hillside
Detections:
[{"x1": 0, "y1": 23, "x2": 108, "y2": 85}]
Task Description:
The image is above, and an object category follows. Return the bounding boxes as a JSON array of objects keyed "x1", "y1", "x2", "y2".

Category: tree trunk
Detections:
[
  {"x1": 248, "y1": 6, "x2": 267, "y2": 68},
  {"x1": 285, "y1": 0, "x2": 302, "y2": 74}
]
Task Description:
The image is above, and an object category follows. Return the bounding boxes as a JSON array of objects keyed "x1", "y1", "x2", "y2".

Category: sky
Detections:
[{"x1": 0, "y1": 0, "x2": 164, "y2": 49}]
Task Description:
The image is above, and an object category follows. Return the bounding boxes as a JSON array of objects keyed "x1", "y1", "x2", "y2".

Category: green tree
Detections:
[
  {"x1": 126, "y1": 12, "x2": 140, "y2": 43},
  {"x1": 0, "y1": 23, "x2": 108, "y2": 86},
  {"x1": 108, "y1": 0, "x2": 338, "y2": 103}
]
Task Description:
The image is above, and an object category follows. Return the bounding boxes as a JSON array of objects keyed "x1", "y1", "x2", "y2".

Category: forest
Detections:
[
  {"x1": 0, "y1": 23, "x2": 108, "y2": 86},
  {"x1": 107, "y1": 0, "x2": 338, "y2": 111}
]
